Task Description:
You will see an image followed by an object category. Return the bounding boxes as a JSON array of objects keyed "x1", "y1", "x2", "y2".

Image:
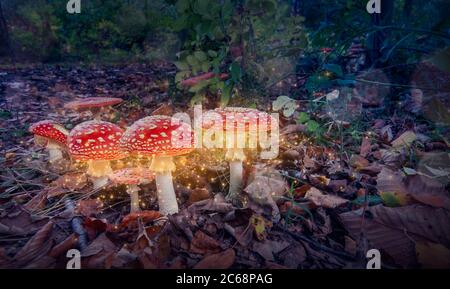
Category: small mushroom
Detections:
[
  {"x1": 203, "y1": 107, "x2": 275, "y2": 205},
  {"x1": 29, "y1": 120, "x2": 69, "y2": 162},
  {"x1": 64, "y1": 97, "x2": 123, "y2": 120},
  {"x1": 110, "y1": 168, "x2": 155, "y2": 213},
  {"x1": 68, "y1": 120, "x2": 126, "y2": 189},
  {"x1": 120, "y1": 115, "x2": 193, "y2": 215}
]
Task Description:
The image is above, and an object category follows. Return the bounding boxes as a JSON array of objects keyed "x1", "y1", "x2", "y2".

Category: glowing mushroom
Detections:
[
  {"x1": 64, "y1": 97, "x2": 123, "y2": 120},
  {"x1": 203, "y1": 107, "x2": 275, "y2": 204},
  {"x1": 29, "y1": 120, "x2": 69, "y2": 162},
  {"x1": 120, "y1": 116, "x2": 193, "y2": 215},
  {"x1": 110, "y1": 168, "x2": 155, "y2": 213},
  {"x1": 68, "y1": 120, "x2": 126, "y2": 189}
]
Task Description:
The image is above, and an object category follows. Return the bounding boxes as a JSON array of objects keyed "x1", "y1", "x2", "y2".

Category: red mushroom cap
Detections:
[
  {"x1": 64, "y1": 97, "x2": 123, "y2": 110},
  {"x1": 110, "y1": 168, "x2": 155, "y2": 185},
  {"x1": 203, "y1": 107, "x2": 276, "y2": 132},
  {"x1": 68, "y1": 120, "x2": 126, "y2": 161},
  {"x1": 29, "y1": 120, "x2": 68, "y2": 145},
  {"x1": 120, "y1": 115, "x2": 193, "y2": 157}
]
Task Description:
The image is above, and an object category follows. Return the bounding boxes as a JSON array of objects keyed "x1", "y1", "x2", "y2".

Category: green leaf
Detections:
[
  {"x1": 220, "y1": 82, "x2": 233, "y2": 107},
  {"x1": 174, "y1": 61, "x2": 189, "y2": 71},
  {"x1": 194, "y1": 51, "x2": 207, "y2": 62},
  {"x1": 380, "y1": 192, "x2": 401, "y2": 207},
  {"x1": 230, "y1": 62, "x2": 242, "y2": 82},
  {"x1": 186, "y1": 55, "x2": 198, "y2": 67},
  {"x1": 207, "y1": 50, "x2": 218, "y2": 58},
  {"x1": 306, "y1": 120, "x2": 319, "y2": 132},
  {"x1": 176, "y1": 0, "x2": 190, "y2": 13},
  {"x1": 297, "y1": 112, "x2": 310, "y2": 124},
  {"x1": 190, "y1": 93, "x2": 205, "y2": 106},
  {"x1": 305, "y1": 74, "x2": 330, "y2": 92},
  {"x1": 201, "y1": 62, "x2": 210, "y2": 72},
  {"x1": 175, "y1": 71, "x2": 190, "y2": 83}
]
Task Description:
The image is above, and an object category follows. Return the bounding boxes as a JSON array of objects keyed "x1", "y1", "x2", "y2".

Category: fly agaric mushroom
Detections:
[
  {"x1": 29, "y1": 120, "x2": 69, "y2": 162},
  {"x1": 120, "y1": 115, "x2": 193, "y2": 215},
  {"x1": 203, "y1": 107, "x2": 275, "y2": 204},
  {"x1": 110, "y1": 168, "x2": 155, "y2": 213},
  {"x1": 68, "y1": 120, "x2": 126, "y2": 189},
  {"x1": 64, "y1": 97, "x2": 123, "y2": 120}
]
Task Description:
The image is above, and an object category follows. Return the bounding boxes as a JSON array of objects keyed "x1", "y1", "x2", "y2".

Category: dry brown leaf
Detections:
[
  {"x1": 339, "y1": 205, "x2": 450, "y2": 267},
  {"x1": 0, "y1": 206, "x2": 49, "y2": 235},
  {"x1": 24, "y1": 190, "x2": 48, "y2": 212},
  {"x1": 360, "y1": 136, "x2": 371, "y2": 157},
  {"x1": 14, "y1": 221, "x2": 54, "y2": 266},
  {"x1": 188, "y1": 188, "x2": 211, "y2": 204},
  {"x1": 392, "y1": 131, "x2": 417, "y2": 148},
  {"x1": 245, "y1": 175, "x2": 288, "y2": 201},
  {"x1": 120, "y1": 210, "x2": 162, "y2": 228},
  {"x1": 190, "y1": 230, "x2": 221, "y2": 254},
  {"x1": 193, "y1": 249, "x2": 235, "y2": 269},
  {"x1": 349, "y1": 154, "x2": 369, "y2": 169},
  {"x1": 53, "y1": 172, "x2": 88, "y2": 191},
  {"x1": 376, "y1": 167, "x2": 414, "y2": 206},
  {"x1": 75, "y1": 199, "x2": 103, "y2": 217},
  {"x1": 304, "y1": 187, "x2": 348, "y2": 208},
  {"x1": 406, "y1": 175, "x2": 450, "y2": 211},
  {"x1": 81, "y1": 233, "x2": 117, "y2": 269},
  {"x1": 49, "y1": 233, "x2": 79, "y2": 258},
  {"x1": 416, "y1": 241, "x2": 450, "y2": 269}
]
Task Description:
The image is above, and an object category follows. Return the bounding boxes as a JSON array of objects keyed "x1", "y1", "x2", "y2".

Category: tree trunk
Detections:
[
  {"x1": 0, "y1": 0, "x2": 13, "y2": 60},
  {"x1": 367, "y1": 0, "x2": 394, "y2": 68}
]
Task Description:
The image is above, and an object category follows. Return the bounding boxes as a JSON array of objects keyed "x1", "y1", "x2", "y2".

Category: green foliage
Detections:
[{"x1": 7, "y1": 0, "x2": 176, "y2": 62}]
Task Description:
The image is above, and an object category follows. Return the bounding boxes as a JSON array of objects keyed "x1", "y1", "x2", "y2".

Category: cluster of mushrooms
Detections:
[{"x1": 29, "y1": 97, "x2": 275, "y2": 216}]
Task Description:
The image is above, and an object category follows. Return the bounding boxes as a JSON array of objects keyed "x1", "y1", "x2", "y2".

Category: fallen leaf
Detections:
[
  {"x1": 14, "y1": 221, "x2": 54, "y2": 266},
  {"x1": 392, "y1": 131, "x2": 417, "y2": 148},
  {"x1": 188, "y1": 188, "x2": 211, "y2": 204},
  {"x1": 304, "y1": 187, "x2": 348, "y2": 208},
  {"x1": 0, "y1": 206, "x2": 49, "y2": 235},
  {"x1": 190, "y1": 230, "x2": 221, "y2": 254},
  {"x1": 339, "y1": 205, "x2": 450, "y2": 267},
  {"x1": 76, "y1": 199, "x2": 103, "y2": 217},
  {"x1": 250, "y1": 215, "x2": 272, "y2": 241},
  {"x1": 405, "y1": 175, "x2": 450, "y2": 210},
  {"x1": 416, "y1": 241, "x2": 450, "y2": 269},
  {"x1": 49, "y1": 233, "x2": 79, "y2": 258},
  {"x1": 279, "y1": 244, "x2": 307, "y2": 268},
  {"x1": 349, "y1": 154, "x2": 369, "y2": 169},
  {"x1": 81, "y1": 233, "x2": 117, "y2": 269},
  {"x1": 53, "y1": 172, "x2": 88, "y2": 191},
  {"x1": 376, "y1": 167, "x2": 414, "y2": 206},
  {"x1": 193, "y1": 249, "x2": 235, "y2": 269},
  {"x1": 360, "y1": 136, "x2": 371, "y2": 157},
  {"x1": 24, "y1": 190, "x2": 48, "y2": 212},
  {"x1": 120, "y1": 210, "x2": 162, "y2": 228}
]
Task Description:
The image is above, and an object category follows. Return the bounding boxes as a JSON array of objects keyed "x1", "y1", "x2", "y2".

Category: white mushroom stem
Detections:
[
  {"x1": 35, "y1": 136, "x2": 64, "y2": 162},
  {"x1": 127, "y1": 184, "x2": 140, "y2": 213},
  {"x1": 150, "y1": 156, "x2": 179, "y2": 216},
  {"x1": 86, "y1": 159, "x2": 113, "y2": 189},
  {"x1": 47, "y1": 142, "x2": 63, "y2": 162},
  {"x1": 225, "y1": 148, "x2": 246, "y2": 203}
]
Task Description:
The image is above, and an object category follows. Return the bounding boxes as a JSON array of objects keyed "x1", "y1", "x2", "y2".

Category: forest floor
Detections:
[{"x1": 0, "y1": 62, "x2": 449, "y2": 269}]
